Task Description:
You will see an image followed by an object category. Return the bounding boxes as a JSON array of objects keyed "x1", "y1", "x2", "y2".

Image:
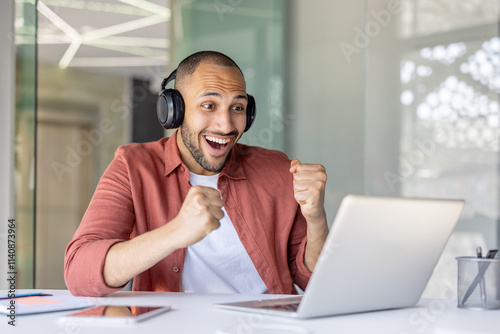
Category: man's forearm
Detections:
[
  {"x1": 103, "y1": 222, "x2": 181, "y2": 287},
  {"x1": 103, "y1": 186, "x2": 226, "y2": 287},
  {"x1": 303, "y1": 216, "x2": 329, "y2": 272}
]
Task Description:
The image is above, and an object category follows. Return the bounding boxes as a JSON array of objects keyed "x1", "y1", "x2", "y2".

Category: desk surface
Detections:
[{"x1": 1, "y1": 290, "x2": 499, "y2": 334}]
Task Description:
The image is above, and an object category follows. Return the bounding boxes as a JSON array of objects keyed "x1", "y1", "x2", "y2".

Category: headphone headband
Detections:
[{"x1": 161, "y1": 69, "x2": 177, "y2": 90}]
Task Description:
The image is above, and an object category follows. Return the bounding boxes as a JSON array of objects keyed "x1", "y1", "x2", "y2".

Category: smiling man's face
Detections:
[{"x1": 176, "y1": 61, "x2": 248, "y2": 175}]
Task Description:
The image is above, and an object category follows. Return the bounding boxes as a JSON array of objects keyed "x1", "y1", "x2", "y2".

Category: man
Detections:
[{"x1": 64, "y1": 51, "x2": 329, "y2": 297}]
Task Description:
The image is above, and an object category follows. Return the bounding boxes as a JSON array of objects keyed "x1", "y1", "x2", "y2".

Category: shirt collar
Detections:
[
  {"x1": 163, "y1": 129, "x2": 246, "y2": 180},
  {"x1": 221, "y1": 144, "x2": 246, "y2": 180},
  {"x1": 163, "y1": 130, "x2": 183, "y2": 176}
]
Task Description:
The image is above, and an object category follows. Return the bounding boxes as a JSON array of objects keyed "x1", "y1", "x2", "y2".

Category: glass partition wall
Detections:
[
  {"x1": 14, "y1": 0, "x2": 170, "y2": 289},
  {"x1": 364, "y1": 0, "x2": 500, "y2": 298},
  {"x1": 33, "y1": 0, "x2": 169, "y2": 289},
  {"x1": 15, "y1": 0, "x2": 37, "y2": 289},
  {"x1": 171, "y1": 0, "x2": 286, "y2": 151},
  {"x1": 13, "y1": 0, "x2": 284, "y2": 289}
]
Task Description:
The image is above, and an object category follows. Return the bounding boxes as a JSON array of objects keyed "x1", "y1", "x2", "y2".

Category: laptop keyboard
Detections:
[
  {"x1": 254, "y1": 297, "x2": 302, "y2": 312},
  {"x1": 259, "y1": 302, "x2": 300, "y2": 312}
]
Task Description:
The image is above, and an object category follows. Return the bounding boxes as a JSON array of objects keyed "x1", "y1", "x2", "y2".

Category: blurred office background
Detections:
[{"x1": 0, "y1": 0, "x2": 498, "y2": 299}]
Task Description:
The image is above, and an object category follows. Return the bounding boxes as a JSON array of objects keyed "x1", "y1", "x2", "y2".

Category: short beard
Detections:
[{"x1": 180, "y1": 123, "x2": 229, "y2": 173}]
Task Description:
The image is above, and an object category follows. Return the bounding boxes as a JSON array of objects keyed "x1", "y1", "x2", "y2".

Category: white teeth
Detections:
[{"x1": 205, "y1": 136, "x2": 230, "y2": 144}]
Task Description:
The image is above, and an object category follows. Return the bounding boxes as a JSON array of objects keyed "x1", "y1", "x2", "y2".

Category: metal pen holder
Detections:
[{"x1": 456, "y1": 256, "x2": 500, "y2": 310}]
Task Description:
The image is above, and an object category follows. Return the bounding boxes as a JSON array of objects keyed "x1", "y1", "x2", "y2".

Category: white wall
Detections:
[
  {"x1": 0, "y1": 0, "x2": 15, "y2": 290},
  {"x1": 286, "y1": 0, "x2": 366, "y2": 221},
  {"x1": 286, "y1": 0, "x2": 499, "y2": 299}
]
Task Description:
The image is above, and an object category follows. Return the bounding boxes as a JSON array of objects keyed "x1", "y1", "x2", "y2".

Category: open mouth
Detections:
[{"x1": 204, "y1": 135, "x2": 231, "y2": 151}]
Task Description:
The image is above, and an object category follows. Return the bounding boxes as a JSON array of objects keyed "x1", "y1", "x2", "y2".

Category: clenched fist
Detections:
[
  {"x1": 289, "y1": 159, "x2": 327, "y2": 225},
  {"x1": 290, "y1": 159, "x2": 329, "y2": 271},
  {"x1": 170, "y1": 185, "x2": 224, "y2": 248},
  {"x1": 102, "y1": 185, "x2": 225, "y2": 287}
]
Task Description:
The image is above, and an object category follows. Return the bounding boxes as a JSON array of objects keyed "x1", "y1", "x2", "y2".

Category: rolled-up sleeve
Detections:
[
  {"x1": 287, "y1": 209, "x2": 312, "y2": 291},
  {"x1": 64, "y1": 148, "x2": 135, "y2": 296}
]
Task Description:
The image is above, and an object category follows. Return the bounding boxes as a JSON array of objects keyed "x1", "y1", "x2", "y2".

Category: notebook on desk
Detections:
[{"x1": 214, "y1": 195, "x2": 465, "y2": 318}]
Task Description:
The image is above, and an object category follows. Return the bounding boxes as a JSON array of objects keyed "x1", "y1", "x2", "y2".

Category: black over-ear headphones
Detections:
[{"x1": 157, "y1": 69, "x2": 256, "y2": 132}]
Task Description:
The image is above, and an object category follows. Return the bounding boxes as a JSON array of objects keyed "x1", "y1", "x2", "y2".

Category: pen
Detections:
[
  {"x1": 462, "y1": 248, "x2": 498, "y2": 305},
  {"x1": 485, "y1": 249, "x2": 498, "y2": 259},
  {"x1": 483, "y1": 250, "x2": 498, "y2": 307},
  {"x1": 477, "y1": 247, "x2": 486, "y2": 307},
  {"x1": 476, "y1": 247, "x2": 482, "y2": 258}
]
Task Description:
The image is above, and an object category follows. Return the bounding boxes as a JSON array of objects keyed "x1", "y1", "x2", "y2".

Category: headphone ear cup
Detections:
[
  {"x1": 171, "y1": 90, "x2": 185, "y2": 128},
  {"x1": 245, "y1": 94, "x2": 256, "y2": 132},
  {"x1": 157, "y1": 88, "x2": 185, "y2": 129}
]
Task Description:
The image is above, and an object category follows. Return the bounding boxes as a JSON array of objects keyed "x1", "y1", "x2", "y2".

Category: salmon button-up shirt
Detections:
[{"x1": 64, "y1": 133, "x2": 312, "y2": 297}]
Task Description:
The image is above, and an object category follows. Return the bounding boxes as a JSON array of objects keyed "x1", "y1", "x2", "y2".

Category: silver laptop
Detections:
[{"x1": 214, "y1": 195, "x2": 465, "y2": 318}]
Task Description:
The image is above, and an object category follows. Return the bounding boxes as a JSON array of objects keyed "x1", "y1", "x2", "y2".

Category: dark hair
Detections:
[{"x1": 175, "y1": 51, "x2": 243, "y2": 88}]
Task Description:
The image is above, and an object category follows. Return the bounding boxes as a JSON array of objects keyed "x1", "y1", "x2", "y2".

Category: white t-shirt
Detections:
[{"x1": 181, "y1": 172, "x2": 269, "y2": 294}]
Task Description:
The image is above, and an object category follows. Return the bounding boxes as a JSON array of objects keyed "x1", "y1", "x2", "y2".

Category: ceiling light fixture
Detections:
[
  {"x1": 88, "y1": 36, "x2": 170, "y2": 49},
  {"x1": 37, "y1": 0, "x2": 170, "y2": 69},
  {"x1": 70, "y1": 56, "x2": 168, "y2": 67},
  {"x1": 88, "y1": 42, "x2": 166, "y2": 59},
  {"x1": 37, "y1": 1, "x2": 80, "y2": 40},
  {"x1": 82, "y1": 15, "x2": 167, "y2": 43},
  {"x1": 37, "y1": 1, "x2": 83, "y2": 68},
  {"x1": 43, "y1": 0, "x2": 153, "y2": 16},
  {"x1": 59, "y1": 38, "x2": 83, "y2": 68},
  {"x1": 116, "y1": 0, "x2": 171, "y2": 18}
]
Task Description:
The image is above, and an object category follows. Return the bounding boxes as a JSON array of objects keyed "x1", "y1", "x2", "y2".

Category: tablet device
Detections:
[{"x1": 58, "y1": 305, "x2": 171, "y2": 325}]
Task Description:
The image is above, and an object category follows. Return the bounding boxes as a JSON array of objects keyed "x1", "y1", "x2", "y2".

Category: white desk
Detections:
[{"x1": 2, "y1": 290, "x2": 499, "y2": 334}]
